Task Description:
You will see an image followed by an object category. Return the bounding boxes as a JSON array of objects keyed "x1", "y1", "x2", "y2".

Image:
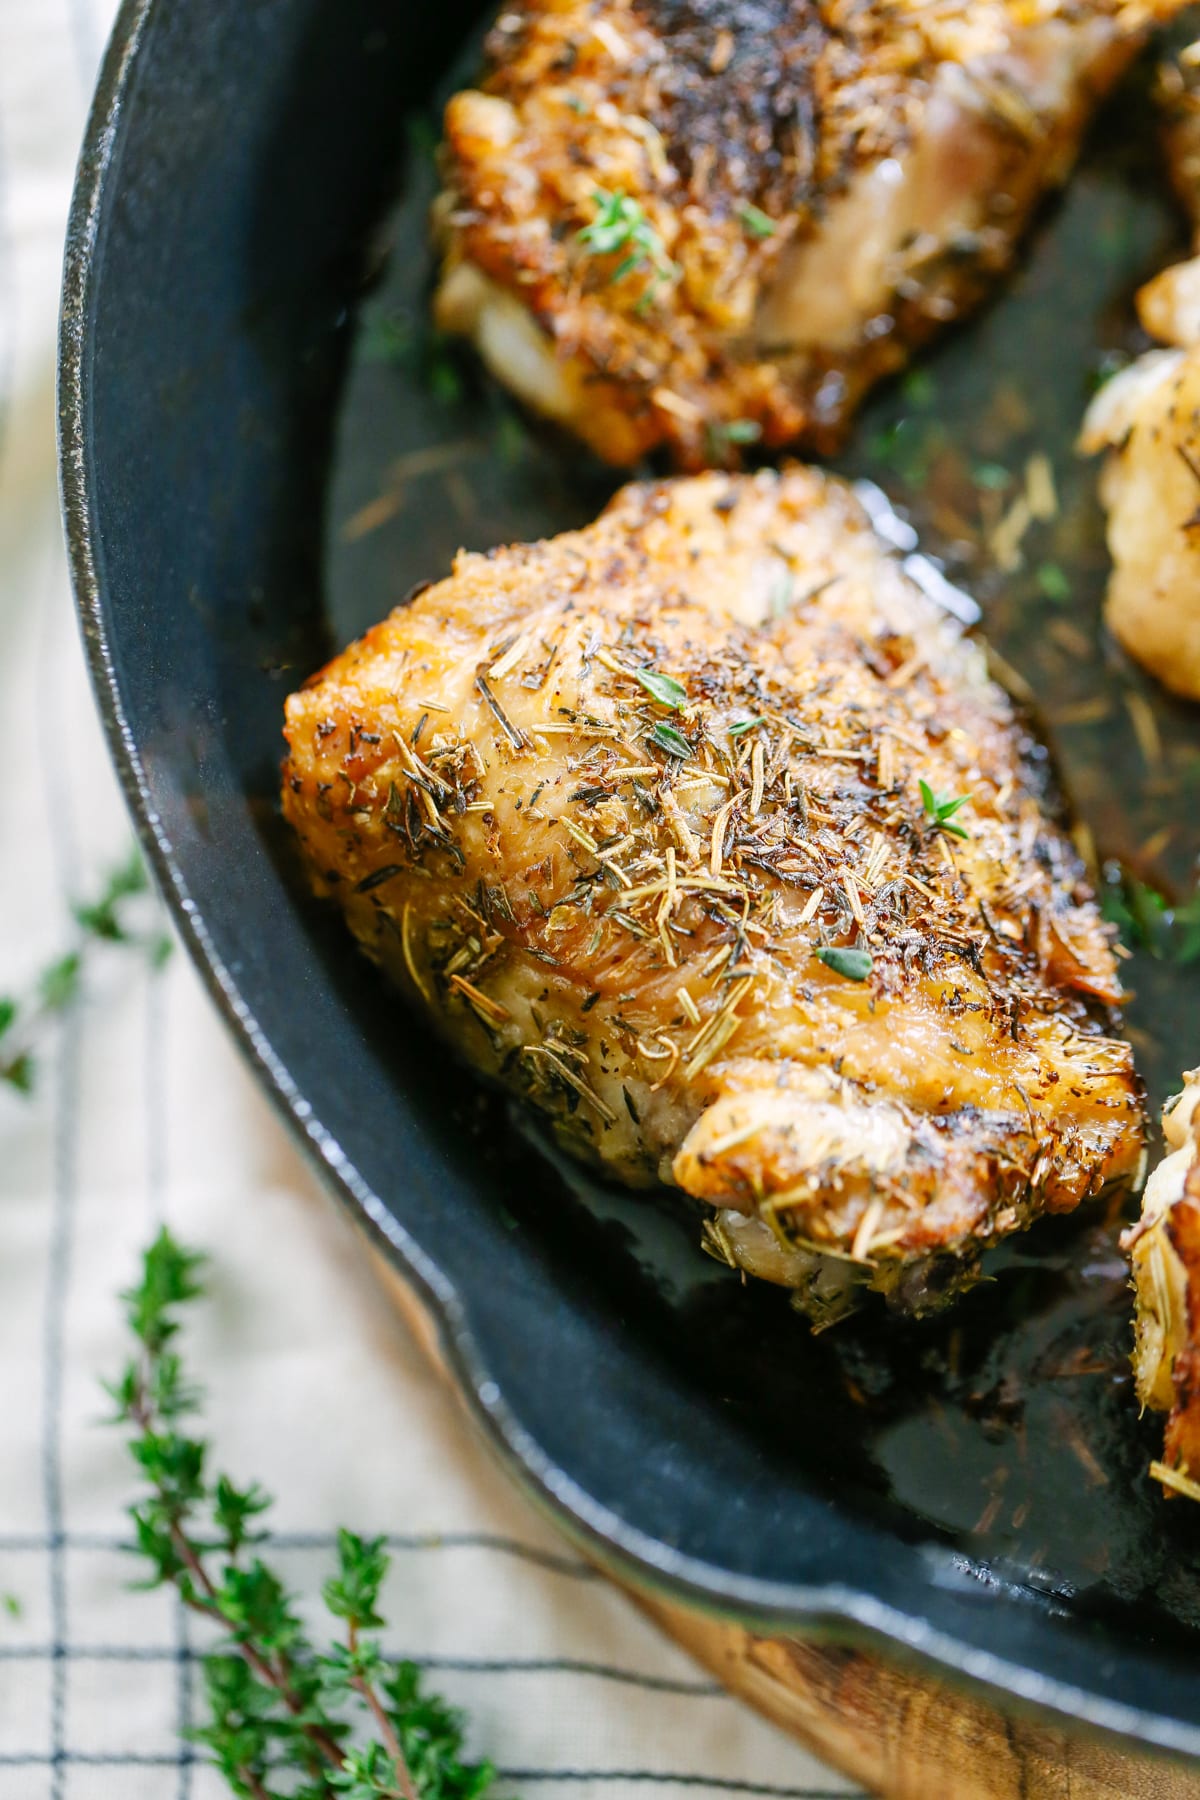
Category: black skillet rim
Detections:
[{"x1": 56, "y1": 0, "x2": 1200, "y2": 1766}]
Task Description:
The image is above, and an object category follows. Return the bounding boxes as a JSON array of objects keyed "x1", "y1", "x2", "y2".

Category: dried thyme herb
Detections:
[{"x1": 108, "y1": 1229, "x2": 506, "y2": 1800}]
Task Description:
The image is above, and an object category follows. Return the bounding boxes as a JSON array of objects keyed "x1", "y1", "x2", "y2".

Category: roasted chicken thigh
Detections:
[
  {"x1": 1124, "y1": 1072, "x2": 1200, "y2": 1499},
  {"x1": 434, "y1": 0, "x2": 1184, "y2": 467},
  {"x1": 1079, "y1": 39, "x2": 1200, "y2": 700},
  {"x1": 283, "y1": 470, "x2": 1143, "y2": 1319}
]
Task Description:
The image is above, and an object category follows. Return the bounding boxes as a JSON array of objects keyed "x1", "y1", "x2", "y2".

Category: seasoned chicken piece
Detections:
[
  {"x1": 1122, "y1": 1072, "x2": 1200, "y2": 1500},
  {"x1": 282, "y1": 469, "x2": 1144, "y2": 1319},
  {"x1": 1079, "y1": 39, "x2": 1200, "y2": 700},
  {"x1": 434, "y1": 0, "x2": 1183, "y2": 468}
]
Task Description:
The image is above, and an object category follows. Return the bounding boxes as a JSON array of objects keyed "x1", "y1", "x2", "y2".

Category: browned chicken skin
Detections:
[
  {"x1": 1078, "y1": 36, "x2": 1200, "y2": 700},
  {"x1": 434, "y1": 0, "x2": 1184, "y2": 467},
  {"x1": 1124, "y1": 1074, "x2": 1200, "y2": 1499},
  {"x1": 283, "y1": 470, "x2": 1144, "y2": 1319}
]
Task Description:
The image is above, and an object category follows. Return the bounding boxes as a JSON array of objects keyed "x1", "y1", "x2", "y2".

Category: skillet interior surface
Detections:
[{"x1": 62, "y1": 0, "x2": 1200, "y2": 1758}]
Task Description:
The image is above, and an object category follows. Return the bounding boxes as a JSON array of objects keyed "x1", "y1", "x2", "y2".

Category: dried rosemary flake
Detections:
[
  {"x1": 676, "y1": 985, "x2": 702, "y2": 1026},
  {"x1": 523, "y1": 1043, "x2": 617, "y2": 1123},
  {"x1": 851, "y1": 1196, "x2": 886, "y2": 1264},
  {"x1": 841, "y1": 871, "x2": 868, "y2": 930},
  {"x1": 487, "y1": 631, "x2": 534, "y2": 682},
  {"x1": 750, "y1": 741, "x2": 765, "y2": 816},
  {"x1": 448, "y1": 973, "x2": 512, "y2": 1024},
  {"x1": 683, "y1": 1007, "x2": 744, "y2": 1080},
  {"x1": 560, "y1": 816, "x2": 601, "y2": 856},
  {"x1": 1150, "y1": 1460, "x2": 1200, "y2": 1504},
  {"x1": 401, "y1": 902, "x2": 431, "y2": 1004},
  {"x1": 798, "y1": 885, "x2": 825, "y2": 926}
]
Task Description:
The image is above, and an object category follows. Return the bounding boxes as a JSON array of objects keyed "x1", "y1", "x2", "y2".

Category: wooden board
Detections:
[
  {"x1": 367, "y1": 1244, "x2": 1200, "y2": 1800},
  {"x1": 631, "y1": 1590, "x2": 1200, "y2": 1800}
]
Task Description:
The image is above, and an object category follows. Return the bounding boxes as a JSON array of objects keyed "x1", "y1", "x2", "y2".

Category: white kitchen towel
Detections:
[{"x1": 0, "y1": 6, "x2": 862, "y2": 1799}]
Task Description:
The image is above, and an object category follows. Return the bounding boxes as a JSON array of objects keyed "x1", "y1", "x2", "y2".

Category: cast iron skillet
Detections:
[{"x1": 60, "y1": 0, "x2": 1200, "y2": 1764}]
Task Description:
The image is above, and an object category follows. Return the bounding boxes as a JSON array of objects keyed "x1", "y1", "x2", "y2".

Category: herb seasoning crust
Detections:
[
  {"x1": 433, "y1": 0, "x2": 1186, "y2": 467},
  {"x1": 283, "y1": 468, "x2": 1143, "y2": 1321}
]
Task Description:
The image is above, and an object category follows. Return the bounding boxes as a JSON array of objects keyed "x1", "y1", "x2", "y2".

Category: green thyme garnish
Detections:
[
  {"x1": 900, "y1": 368, "x2": 935, "y2": 409},
  {"x1": 711, "y1": 419, "x2": 762, "y2": 447},
  {"x1": 1, "y1": 849, "x2": 170, "y2": 1096},
  {"x1": 919, "y1": 780, "x2": 971, "y2": 841},
  {"x1": 1036, "y1": 562, "x2": 1071, "y2": 603},
  {"x1": 729, "y1": 716, "x2": 766, "y2": 737},
  {"x1": 972, "y1": 462, "x2": 1011, "y2": 490},
  {"x1": 1179, "y1": 894, "x2": 1200, "y2": 964},
  {"x1": 577, "y1": 189, "x2": 678, "y2": 289},
  {"x1": 814, "y1": 946, "x2": 874, "y2": 982},
  {"x1": 649, "y1": 721, "x2": 693, "y2": 760},
  {"x1": 108, "y1": 1230, "x2": 506, "y2": 1800},
  {"x1": 739, "y1": 204, "x2": 776, "y2": 240},
  {"x1": 1102, "y1": 873, "x2": 1200, "y2": 963},
  {"x1": 705, "y1": 418, "x2": 763, "y2": 463},
  {"x1": 635, "y1": 668, "x2": 688, "y2": 710}
]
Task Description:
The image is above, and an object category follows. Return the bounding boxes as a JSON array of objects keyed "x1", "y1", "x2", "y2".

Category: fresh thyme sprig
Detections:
[
  {"x1": 576, "y1": 189, "x2": 678, "y2": 299},
  {"x1": 0, "y1": 848, "x2": 170, "y2": 1095},
  {"x1": 1102, "y1": 871, "x2": 1200, "y2": 964},
  {"x1": 108, "y1": 1230, "x2": 503, "y2": 1800},
  {"x1": 918, "y1": 780, "x2": 971, "y2": 841}
]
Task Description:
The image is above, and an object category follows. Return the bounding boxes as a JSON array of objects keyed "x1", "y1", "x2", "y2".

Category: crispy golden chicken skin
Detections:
[
  {"x1": 1079, "y1": 40, "x2": 1200, "y2": 700},
  {"x1": 283, "y1": 470, "x2": 1143, "y2": 1319},
  {"x1": 434, "y1": 0, "x2": 1182, "y2": 468},
  {"x1": 1123, "y1": 1074, "x2": 1200, "y2": 1500}
]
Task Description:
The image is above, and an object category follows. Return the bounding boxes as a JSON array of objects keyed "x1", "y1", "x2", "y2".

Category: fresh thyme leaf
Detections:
[
  {"x1": 1036, "y1": 562, "x2": 1071, "y2": 603},
  {"x1": 972, "y1": 462, "x2": 1011, "y2": 490},
  {"x1": 728, "y1": 716, "x2": 765, "y2": 737},
  {"x1": 713, "y1": 418, "x2": 761, "y2": 446},
  {"x1": 738, "y1": 203, "x2": 776, "y2": 239},
  {"x1": 109, "y1": 1231, "x2": 506, "y2": 1800},
  {"x1": 39, "y1": 952, "x2": 82, "y2": 1012},
  {"x1": 73, "y1": 847, "x2": 148, "y2": 941},
  {"x1": 919, "y1": 779, "x2": 971, "y2": 840},
  {"x1": 1174, "y1": 892, "x2": 1200, "y2": 964},
  {"x1": 635, "y1": 668, "x2": 688, "y2": 710},
  {"x1": 1, "y1": 1054, "x2": 33, "y2": 1094},
  {"x1": 2, "y1": 1594, "x2": 20, "y2": 1620},
  {"x1": 900, "y1": 368, "x2": 935, "y2": 409},
  {"x1": 1, "y1": 848, "x2": 163, "y2": 1100},
  {"x1": 648, "y1": 722, "x2": 693, "y2": 760},
  {"x1": 705, "y1": 417, "x2": 763, "y2": 463},
  {"x1": 814, "y1": 946, "x2": 874, "y2": 982},
  {"x1": 1101, "y1": 874, "x2": 1170, "y2": 958},
  {"x1": 769, "y1": 570, "x2": 794, "y2": 617}
]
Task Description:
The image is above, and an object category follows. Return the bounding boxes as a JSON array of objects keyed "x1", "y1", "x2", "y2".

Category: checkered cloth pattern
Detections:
[{"x1": 0, "y1": 5, "x2": 866, "y2": 1797}]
